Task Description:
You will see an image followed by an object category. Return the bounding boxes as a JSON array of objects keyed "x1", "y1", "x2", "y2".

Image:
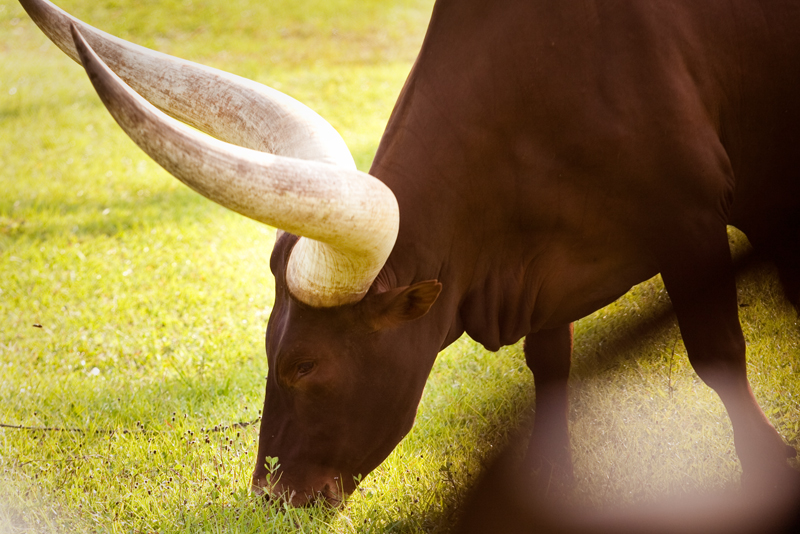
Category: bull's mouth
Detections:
[
  {"x1": 251, "y1": 476, "x2": 348, "y2": 508},
  {"x1": 309, "y1": 482, "x2": 346, "y2": 507}
]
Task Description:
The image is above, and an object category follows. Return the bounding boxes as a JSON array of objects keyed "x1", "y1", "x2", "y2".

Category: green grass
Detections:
[{"x1": 2, "y1": 0, "x2": 799, "y2": 532}]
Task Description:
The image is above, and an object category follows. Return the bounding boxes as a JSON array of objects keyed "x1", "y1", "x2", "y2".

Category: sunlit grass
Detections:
[
  {"x1": 2, "y1": 0, "x2": 799, "y2": 532},
  {"x1": 568, "y1": 229, "x2": 800, "y2": 507}
]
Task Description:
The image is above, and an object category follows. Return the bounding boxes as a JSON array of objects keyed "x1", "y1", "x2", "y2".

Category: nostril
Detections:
[{"x1": 320, "y1": 482, "x2": 346, "y2": 508}]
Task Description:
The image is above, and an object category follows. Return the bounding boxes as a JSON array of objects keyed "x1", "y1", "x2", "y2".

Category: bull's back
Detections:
[{"x1": 380, "y1": 0, "x2": 800, "y2": 234}]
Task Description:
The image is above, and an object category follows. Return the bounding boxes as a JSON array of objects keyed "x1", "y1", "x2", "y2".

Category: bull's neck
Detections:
[
  {"x1": 367, "y1": 47, "x2": 525, "y2": 356},
  {"x1": 372, "y1": 175, "x2": 467, "y2": 354},
  {"x1": 366, "y1": 1, "x2": 557, "y2": 354},
  {"x1": 369, "y1": 123, "x2": 494, "y2": 357}
]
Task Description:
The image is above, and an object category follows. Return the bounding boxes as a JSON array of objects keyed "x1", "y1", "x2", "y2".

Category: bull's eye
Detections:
[{"x1": 296, "y1": 361, "x2": 315, "y2": 376}]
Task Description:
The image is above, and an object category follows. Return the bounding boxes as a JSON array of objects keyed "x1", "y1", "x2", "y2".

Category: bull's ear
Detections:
[{"x1": 367, "y1": 280, "x2": 442, "y2": 330}]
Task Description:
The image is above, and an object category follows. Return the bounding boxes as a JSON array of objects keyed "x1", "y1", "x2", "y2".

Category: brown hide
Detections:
[
  {"x1": 373, "y1": 0, "x2": 800, "y2": 341},
  {"x1": 254, "y1": 0, "x2": 800, "y2": 505}
]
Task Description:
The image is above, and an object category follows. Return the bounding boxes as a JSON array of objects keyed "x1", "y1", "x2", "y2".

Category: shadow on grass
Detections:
[
  {"x1": 452, "y1": 431, "x2": 800, "y2": 534},
  {"x1": 574, "y1": 246, "x2": 778, "y2": 377}
]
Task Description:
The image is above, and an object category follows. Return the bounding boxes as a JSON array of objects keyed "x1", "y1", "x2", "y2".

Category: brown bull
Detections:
[{"x1": 20, "y1": 0, "x2": 800, "y2": 507}]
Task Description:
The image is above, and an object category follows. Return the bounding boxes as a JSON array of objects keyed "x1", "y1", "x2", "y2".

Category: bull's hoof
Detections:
[
  {"x1": 529, "y1": 458, "x2": 575, "y2": 499},
  {"x1": 525, "y1": 431, "x2": 575, "y2": 498},
  {"x1": 741, "y1": 460, "x2": 800, "y2": 496}
]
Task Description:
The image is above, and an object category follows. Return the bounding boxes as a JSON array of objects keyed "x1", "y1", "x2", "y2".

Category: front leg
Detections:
[
  {"x1": 523, "y1": 323, "x2": 574, "y2": 493},
  {"x1": 659, "y1": 224, "x2": 796, "y2": 489}
]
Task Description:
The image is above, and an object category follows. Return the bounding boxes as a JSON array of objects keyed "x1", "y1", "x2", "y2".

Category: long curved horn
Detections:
[
  {"x1": 69, "y1": 25, "x2": 398, "y2": 306},
  {"x1": 26, "y1": 2, "x2": 399, "y2": 306},
  {"x1": 19, "y1": 0, "x2": 353, "y2": 167}
]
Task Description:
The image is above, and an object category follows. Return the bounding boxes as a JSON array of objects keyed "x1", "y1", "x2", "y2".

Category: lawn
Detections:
[{"x1": 1, "y1": 0, "x2": 798, "y2": 532}]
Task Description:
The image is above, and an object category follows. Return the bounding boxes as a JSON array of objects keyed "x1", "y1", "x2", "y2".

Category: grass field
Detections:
[{"x1": 2, "y1": 0, "x2": 799, "y2": 532}]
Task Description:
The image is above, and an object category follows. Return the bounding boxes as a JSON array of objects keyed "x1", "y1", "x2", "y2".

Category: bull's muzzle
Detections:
[{"x1": 251, "y1": 473, "x2": 348, "y2": 508}]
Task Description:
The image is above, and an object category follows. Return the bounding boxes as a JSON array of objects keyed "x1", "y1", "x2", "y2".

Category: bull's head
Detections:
[
  {"x1": 21, "y1": 0, "x2": 442, "y2": 506},
  {"x1": 256, "y1": 233, "x2": 443, "y2": 504}
]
